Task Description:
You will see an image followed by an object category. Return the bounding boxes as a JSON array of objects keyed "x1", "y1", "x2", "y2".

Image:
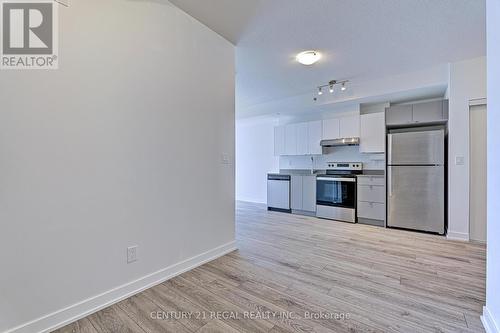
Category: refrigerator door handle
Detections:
[
  {"x1": 387, "y1": 134, "x2": 393, "y2": 164},
  {"x1": 388, "y1": 169, "x2": 392, "y2": 197}
]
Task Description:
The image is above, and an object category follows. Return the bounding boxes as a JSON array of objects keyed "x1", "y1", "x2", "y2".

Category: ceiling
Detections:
[{"x1": 170, "y1": 0, "x2": 486, "y2": 114}]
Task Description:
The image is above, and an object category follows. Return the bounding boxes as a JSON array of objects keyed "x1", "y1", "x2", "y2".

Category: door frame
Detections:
[{"x1": 468, "y1": 100, "x2": 487, "y2": 242}]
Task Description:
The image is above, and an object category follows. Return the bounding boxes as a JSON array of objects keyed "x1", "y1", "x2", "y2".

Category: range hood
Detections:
[{"x1": 320, "y1": 137, "x2": 360, "y2": 147}]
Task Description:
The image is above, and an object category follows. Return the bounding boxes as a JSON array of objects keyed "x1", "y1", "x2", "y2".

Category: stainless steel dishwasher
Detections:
[{"x1": 267, "y1": 174, "x2": 291, "y2": 213}]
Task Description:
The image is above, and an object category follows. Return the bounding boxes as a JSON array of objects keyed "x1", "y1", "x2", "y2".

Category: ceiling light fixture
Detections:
[
  {"x1": 296, "y1": 50, "x2": 321, "y2": 66},
  {"x1": 315, "y1": 79, "x2": 349, "y2": 98}
]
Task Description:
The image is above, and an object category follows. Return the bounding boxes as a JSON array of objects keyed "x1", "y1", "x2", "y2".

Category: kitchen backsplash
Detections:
[{"x1": 279, "y1": 146, "x2": 385, "y2": 170}]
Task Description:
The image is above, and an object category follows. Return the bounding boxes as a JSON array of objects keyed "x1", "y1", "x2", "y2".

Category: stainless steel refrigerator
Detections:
[{"x1": 387, "y1": 128, "x2": 445, "y2": 234}]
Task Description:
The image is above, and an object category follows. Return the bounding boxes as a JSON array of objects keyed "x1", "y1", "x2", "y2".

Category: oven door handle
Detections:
[{"x1": 317, "y1": 177, "x2": 356, "y2": 182}]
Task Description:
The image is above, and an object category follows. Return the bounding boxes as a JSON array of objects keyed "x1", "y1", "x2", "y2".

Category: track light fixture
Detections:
[{"x1": 315, "y1": 80, "x2": 349, "y2": 98}]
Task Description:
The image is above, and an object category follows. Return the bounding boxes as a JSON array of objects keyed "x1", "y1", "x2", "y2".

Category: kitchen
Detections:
[
  {"x1": 1, "y1": 1, "x2": 496, "y2": 333},
  {"x1": 267, "y1": 99, "x2": 448, "y2": 235}
]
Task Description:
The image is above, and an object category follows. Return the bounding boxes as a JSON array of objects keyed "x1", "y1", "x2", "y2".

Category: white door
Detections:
[{"x1": 469, "y1": 104, "x2": 487, "y2": 242}]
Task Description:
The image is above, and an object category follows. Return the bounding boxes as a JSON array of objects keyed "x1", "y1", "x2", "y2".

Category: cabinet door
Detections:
[
  {"x1": 302, "y1": 176, "x2": 317, "y2": 212},
  {"x1": 386, "y1": 105, "x2": 413, "y2": 125},
  {"x1": 339, "y1": 115, "x2": 360, "y2": 138},
  {"x1": 308, "y1": 121, "x2": 323, "y2": 155},
  {"x1": 360, "y1": 113, "x2": 385, "y2": 153},
  {"x1": 296, "y1": 122, "x2": 309, "y2": 155},
  {"x1": 291, "y1": 175, "x2": 303, "y2": 210},
  {"x1": 274, "y1": 126, "x2": 285, "y2": 156},
  {"x1": 412, "y1": 100, "x2": 444, "y2": 123},
  {"x1": 322, "y1": 118, "x2": 340, "y2": 140},
  {"x1": 285, "y1": 124, "x2": 297, "y2": 155}
]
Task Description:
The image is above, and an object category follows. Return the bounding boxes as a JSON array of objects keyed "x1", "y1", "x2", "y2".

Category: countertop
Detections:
[{"x1": 270, "y1": 169, "x2": 385, "y2": 177}]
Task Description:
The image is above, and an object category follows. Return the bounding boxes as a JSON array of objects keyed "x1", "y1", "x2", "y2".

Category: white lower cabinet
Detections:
[
  {"x1": 291, "y1": 176, "x2": 303, "y2": 210},
  {"x1": 291, "y1": 175, "x2": 316, "y2": 213},
  {"x1": 302, "y1": 176, "x2": 317, "y2": 212},
  {"x1": 358, "y1": 202, "x2": 385, "y2": 221},
  {"x1": 358, "y1": 185, "x2": 385, "y2": 202},
  {"x1": 357, "y1": 175, "x2": 385, "y2": 225}
]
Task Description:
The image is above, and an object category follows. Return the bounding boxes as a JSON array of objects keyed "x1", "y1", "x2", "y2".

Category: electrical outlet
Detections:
[{"x1": 127, "y1": 246, "x2": 138, "y2": 263}]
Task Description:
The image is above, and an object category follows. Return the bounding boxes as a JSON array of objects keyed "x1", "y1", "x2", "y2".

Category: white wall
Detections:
[
  {"x1": 484, "y1": 0, "x2": 500, "y2": 331},
  {"x1": 236, "y1": 117, "x2": 279, "y2": 203},
  {"x1": 447, "y1": 57, "x2": 487, "y2": 240},
  {"x1": 0, "y1": 1, "x2": 235, "y2": 332}
]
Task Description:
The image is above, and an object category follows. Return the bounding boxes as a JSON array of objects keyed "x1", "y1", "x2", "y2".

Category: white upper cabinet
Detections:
[
  {"x1": 274, "y1": 125, "x2": 285, "y2": 156},
  {"x1": 296, "y1": 122, "x2": 309, "y2": 155},
  {"x1": 285, "y1": 124, "x2": 297, "y2": 155},
  {"x1": 322, "y1": 118, "x2": 340, "y2": 140},
  {"x1": 274, "y1": 115, "x2": 360, "y2": 156},
  {"x1": 339, "y1": 115, "x2": 360, "y2": 138},
  {"x1": 307, "y1": 120, "x2": 323, "y2": 155},
  {"x1": 360, "y1": 112, "x2": 385, "y2": 153}
]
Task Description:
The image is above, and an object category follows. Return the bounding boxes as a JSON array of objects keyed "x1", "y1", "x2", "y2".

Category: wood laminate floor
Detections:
[{"x1": 55, "y1": 201, "x2": 486, "y2": 333}]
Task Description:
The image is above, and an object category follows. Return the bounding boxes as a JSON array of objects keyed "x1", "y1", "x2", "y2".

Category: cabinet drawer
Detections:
[
  {"x1": 358, "y1": 202, "x2": 385, "y2": 221},
  {"x1": 357, "y1": 176, "x2": 385, "y2": 186},
  {"x1": 357, "y1": 185, "x2": 385, "y2": 203}
]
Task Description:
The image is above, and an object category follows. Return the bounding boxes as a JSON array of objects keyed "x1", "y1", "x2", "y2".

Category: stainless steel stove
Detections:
[{"x1": 316, "y1": 162, "x2": 363, "y2": 223}]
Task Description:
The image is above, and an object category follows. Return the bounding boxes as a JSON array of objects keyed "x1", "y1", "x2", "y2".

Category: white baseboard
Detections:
[
  {"x1": 447, "y1": 230, "x2": 470, "y2": 241},
  {"x1": 482, "y1": 306, "x2": 500, "y2": 333},
  {"x1": 236, "y1": 198, "x2": 266, "y2": 205},
  {"x1": 4, "y1": 241, "x2": 237, "y2": 333}
]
